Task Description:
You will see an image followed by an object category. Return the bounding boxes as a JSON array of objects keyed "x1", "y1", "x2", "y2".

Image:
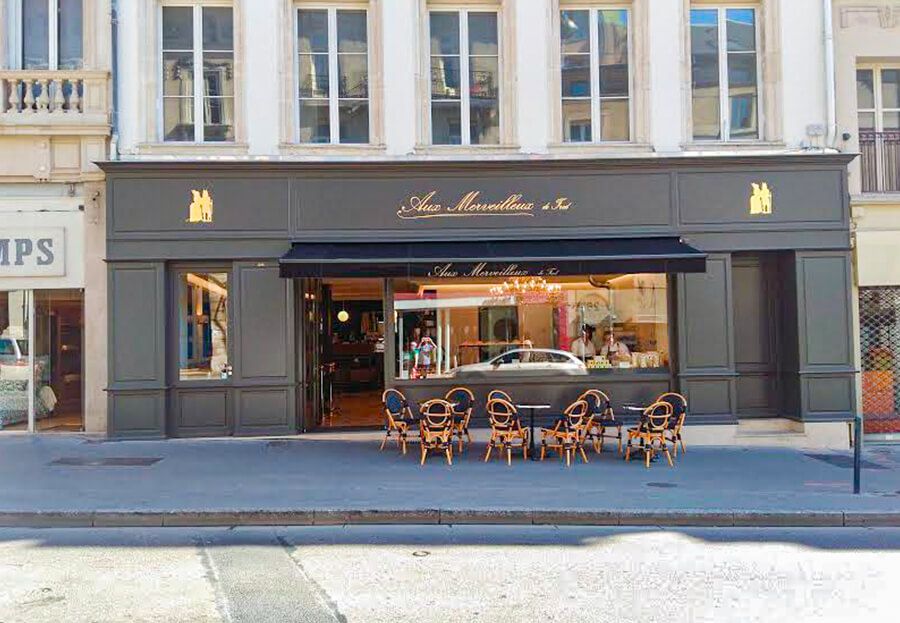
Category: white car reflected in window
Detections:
[{"x1": 447, "y1": 348, "x2": 588, "y2": 378}]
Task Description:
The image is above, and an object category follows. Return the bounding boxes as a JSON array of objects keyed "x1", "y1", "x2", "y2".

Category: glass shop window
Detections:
[
  {"x1": 392, "y1": 273, "x2": 669, "y2": 380},
  {"x1": 178, "y1": 272, "x2": 229, "y2": 381}
]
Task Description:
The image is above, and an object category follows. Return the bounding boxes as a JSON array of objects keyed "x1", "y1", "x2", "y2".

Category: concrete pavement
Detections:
[
  {"x1": 0, "y1": 433, "x2": 899, "y2": 527},
  {"x1": 0, "y1": 525, "x2": 898, "y2": 622}
]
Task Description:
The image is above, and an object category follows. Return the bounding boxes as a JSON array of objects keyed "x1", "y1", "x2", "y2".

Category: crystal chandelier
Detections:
[{"x1": 489, "y1": 277, "x2": 562, "y2": 302}]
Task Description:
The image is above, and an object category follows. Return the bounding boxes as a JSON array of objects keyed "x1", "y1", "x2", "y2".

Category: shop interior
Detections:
[
  {"x1": 394, "y1": 273, "x2": 670, "y2": 380},
  {"x1": 0, "y1": 289, "x2": 84, "y2": 432},
  {"x1": 319, "y1": 279, "x2": 385, "y2": 428}
]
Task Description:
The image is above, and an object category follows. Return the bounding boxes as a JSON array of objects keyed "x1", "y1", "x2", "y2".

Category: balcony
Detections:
[
  {"x1": 0, "y1": 69, "x2": 110, "y2": 135},
  {"x1": 860, "y1": 130, "x2": 900, "y2": 194}
]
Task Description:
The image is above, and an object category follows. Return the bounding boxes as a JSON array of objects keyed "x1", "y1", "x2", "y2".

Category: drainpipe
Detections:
[
  {"x1": 109, "y1": 0, "x2": 120, "y2": 159},
  {"x1": 823, "y1": 0, "x2": 837, "y2": 149}
]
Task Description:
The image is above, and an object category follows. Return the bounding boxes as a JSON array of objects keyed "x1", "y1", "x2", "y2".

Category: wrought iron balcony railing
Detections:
[{"x1": 860, "y1": 130, "x2": 900, "y2": 193}]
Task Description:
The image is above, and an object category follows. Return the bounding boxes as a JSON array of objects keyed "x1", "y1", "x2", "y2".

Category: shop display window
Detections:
[
  {"x1": 392, "y1": 274, "x2": 669, "y2": 380},
  {"x1": 178, "y1": 272, "x2": 229, "y2": 381}
]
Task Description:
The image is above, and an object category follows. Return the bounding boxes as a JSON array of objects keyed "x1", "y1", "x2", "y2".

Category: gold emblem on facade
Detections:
[
  {"x1": 749, "y1": 182, "x2": 773, "y2": 215},
  {"x1": 187, "y1": 189, "x2": 214, "y2": 223}
]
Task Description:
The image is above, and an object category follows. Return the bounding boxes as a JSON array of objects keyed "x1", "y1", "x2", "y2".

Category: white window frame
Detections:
[
  {"x1": 690, "y1": 5, "x2": 762, "y2": 142},
  {"x1": 559, "y1": 5, "x2": 633, "y2": 143},
  {"x1": 158, "y1": 1, "x2": 235, "y2": 143},
  {"x1": 293, "y1": 4, "x2": 372, "y2": 145},
  {"x1": 857, "y1": 64, "x2": 900, "y2": 133},
  {"x1": 7, "y1": 0, "x2": 80, "y2": 70},
  {"x1": 427, "y1": 7, "x2": 502, "y2": 146}
]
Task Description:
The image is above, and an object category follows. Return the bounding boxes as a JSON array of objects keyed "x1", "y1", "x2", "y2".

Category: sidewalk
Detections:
[{"x1": 0, "y1": 431, "x2": 898, "y2": 528}]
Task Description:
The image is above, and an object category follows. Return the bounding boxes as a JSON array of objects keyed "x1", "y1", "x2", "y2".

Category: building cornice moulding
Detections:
[{"x1": 839, "y1": 4, "x2": 900, "y2": 28}]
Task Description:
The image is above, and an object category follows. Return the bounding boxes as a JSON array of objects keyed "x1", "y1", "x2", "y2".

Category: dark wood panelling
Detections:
[
  {"x1": 678, "y1": 170, "x2": 844, "y2": 226},
  {"x1": 109, "y1": 264, "x2": 164, "y2": 385},
  {"x1": 235, "y1": 264, "x2": 293, "y2": 381},
  {"x1": 235, "y1": 387, "x2": 294, "y2": 433},
  {"x1": 174, "y1": 389, "x2": 230, "y2": 436},
  {"x1": 679, "y1": 255, "x2": 733, "y2": 371},
  {"x1": 798, "y1": 254, "x2": 853, "y2": 367},
  {"x1": 108, "y1": 391, "x2": 166, "y2": 438}
]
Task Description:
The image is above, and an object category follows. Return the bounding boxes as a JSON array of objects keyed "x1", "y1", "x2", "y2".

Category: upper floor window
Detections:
[
  {"x1": 690, "y1": 7, "x2": 759, "y2": 141},
  {"x1": 429, "y1": 9, "x2": 499, "y2": 145},
  {"x1": 560, "y1": 8, "x2": 630, "y2": 143},
  {"x1": 297, "y1": 7, "x2": 369, "y2": 144},
  {"x1": 857, "y1": 66, "x2": 900, "y2": 193},
  {"x1": 8, "y1": 0, "x2": 82, "y2": 70},
  {"x1": 161, "y1": 4, "x2": 234, "y2": 142}
]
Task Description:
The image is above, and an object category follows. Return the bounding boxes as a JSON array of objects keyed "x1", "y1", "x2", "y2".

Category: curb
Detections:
[{"x1": 1, "y1": 509, "x2": 899, "y2": 528}]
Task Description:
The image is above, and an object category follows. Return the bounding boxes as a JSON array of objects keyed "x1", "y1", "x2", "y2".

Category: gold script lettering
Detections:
[{"x1": 397, "y1": 190, "x2": 572, "y2": 220}]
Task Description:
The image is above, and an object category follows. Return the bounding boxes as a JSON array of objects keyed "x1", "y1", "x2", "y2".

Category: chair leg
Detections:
[
  {"x1": 484, "y1": 443, "x2": 492, "y2": 462},
  {"x1": 625, "y1": 443, "x2": 632, "y2": 462},
  {"x1": 446, "y1": 447, "x2": 453, "y2": 466},
  {"x1": 380, "y1": 433, "x2": 388, "y2": 451},
  {"x1": 540, "y1": 444, "x2": 547, "y2": 461},
  {"x1": 420, "y1": 445, "x2": 427, "y2": 465},
  {"x1": 506, "y1": 445, "x2": 512, "y2": 466},
  {"x1": 645, "y1": 446, "x2": 651, "y2": 468},
  {"x1": 679, "y1": 436, "x2": 686, "y2": 455},
  {"x1": 617, "y1": 431, "x2": 622, "y2": 454},
  {"x1": 664, "y1": 444, "x2": 674, "y2": 467},
  {"x1": 579, "y1": 445, "x2": 589, "y2": 464},
  {"x1": 401, "y1": 435, "x2": 407, "y2": 455}
]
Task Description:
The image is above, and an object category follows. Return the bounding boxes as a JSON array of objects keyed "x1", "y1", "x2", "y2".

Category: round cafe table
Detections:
[{"x1": 516, "y1": 404, "x2": 552, "y2": 461}]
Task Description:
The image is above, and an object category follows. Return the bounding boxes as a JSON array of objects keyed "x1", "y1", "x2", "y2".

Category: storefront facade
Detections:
[
  {"x1": 0, "y1": 196, "x2": 91, "y2": 432},
  {"x1": 101, "y1": 155, "x2": 856, "y2": 443}
]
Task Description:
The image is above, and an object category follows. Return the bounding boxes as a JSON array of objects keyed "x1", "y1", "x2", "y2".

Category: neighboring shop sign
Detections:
[
  {"x1": 0, "y1": 228, "x2": 65, "y2": 277},
  {"x1": 397, "y1": 190, "x2": 573, "y2": 221}
]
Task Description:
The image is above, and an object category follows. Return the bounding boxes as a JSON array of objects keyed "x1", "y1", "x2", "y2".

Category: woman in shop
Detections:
[
  {"x1": 600, "y1": 329, "x2": 631, "y2": 364},
  {"x1": 570, "y1": 324, "x2": 597, "y2": 361}
]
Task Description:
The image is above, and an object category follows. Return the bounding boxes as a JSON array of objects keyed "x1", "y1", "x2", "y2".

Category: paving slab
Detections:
[{"x1": 0, "y1": 434, "x2": 898, "y2": 527}]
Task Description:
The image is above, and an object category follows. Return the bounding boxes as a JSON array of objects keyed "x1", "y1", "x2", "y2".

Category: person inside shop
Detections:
[
  {"x1": 416, "y1": 331, "x2": 437, "y2": 378},
  {"x1": 570, "y1": 324, "x2": 596, "y2": 360},
  {"x1": 600, "y1": 329, "x2": 631, "y2": 364}
]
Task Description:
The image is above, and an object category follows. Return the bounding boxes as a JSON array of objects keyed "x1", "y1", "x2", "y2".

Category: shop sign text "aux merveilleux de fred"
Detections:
[{"x1": 397, "y1": 190, "x2": 573, "y2": 220}]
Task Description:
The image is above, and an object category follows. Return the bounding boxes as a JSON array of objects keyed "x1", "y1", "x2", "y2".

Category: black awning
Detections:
[{"x1": 279, "y1": 237, "x2": 707, "y2": 278}]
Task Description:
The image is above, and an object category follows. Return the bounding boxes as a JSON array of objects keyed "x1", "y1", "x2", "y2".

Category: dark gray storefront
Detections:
[{"x1": 100, "y1": 155, "x2": 856, "y2": 438}]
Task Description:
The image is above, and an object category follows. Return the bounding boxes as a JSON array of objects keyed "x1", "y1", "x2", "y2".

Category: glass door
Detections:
[
  {"x1": 0, "y1": 290, "x2": 32, "y2": 432},
  {"x1": 300, "y1": 279, "x2": 323, "y2": 432}
]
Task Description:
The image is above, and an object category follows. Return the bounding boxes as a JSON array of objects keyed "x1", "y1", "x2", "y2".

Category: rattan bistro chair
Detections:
[
  {"x1": 581, "y1": 389, "x2": 623, "y2": 454},
  {"x1": 540, "y1": 399, "x2": 594, "y2": 467},
  {"x1": 445, "y1": 386, "x2": 475, "y2": 453},
  {"x1": 625, "y1": 401, "x2": 674, "y2": 468},
  {"x1": 657, "y1": 392, "x2": 688, "y2": 458},
  {"x1": 487, "y1": 389, "x2": 513, "y2": 404},
  {"x1": 381, "y1": 388, "x2": 414, "y2": 454},
  {"x1": 484, "y1": 398, "x2": 529, "y2": 465},
  {"x1": 418, "y1": 399, "x2": 455, "y2": 466}
]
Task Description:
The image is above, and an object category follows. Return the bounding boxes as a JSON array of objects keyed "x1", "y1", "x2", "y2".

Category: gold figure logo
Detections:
[
  {"x1": 749, "y1": 182, "x2": 773, "y2": 215},
  {"x1": 187, "y1": 189, "x2": 214, "y2": 223}
]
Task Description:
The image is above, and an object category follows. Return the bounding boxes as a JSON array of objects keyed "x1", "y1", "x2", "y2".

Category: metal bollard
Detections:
[{"x1": 853, "y1": 413, "x2": 863, "y2": 495}]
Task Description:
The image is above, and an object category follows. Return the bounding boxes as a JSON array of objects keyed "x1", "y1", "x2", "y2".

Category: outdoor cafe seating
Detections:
[
  {"x1": 484, "y1": 397, "x2": 530, "y2": 464},
  {"x1": 625, "y1": 401, "x2": 675, "y2": 468},
  {"x1": 418, "y1": 399, "x2": 455, "y2": 466},
  {"x1": 540, "y1": 399, "x2": 594, "y2": 467},
  {"x1": 445, "y1": 386, "x2": 475, "y2": 453},
  {"x1": 378, "y1": 387, "x2": 688, "y2": 468}
]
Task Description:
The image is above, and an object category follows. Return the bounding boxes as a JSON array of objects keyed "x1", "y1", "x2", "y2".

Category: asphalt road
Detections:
[{"x1": 0, "y1": 526, "x2": 897, "y2": 623}]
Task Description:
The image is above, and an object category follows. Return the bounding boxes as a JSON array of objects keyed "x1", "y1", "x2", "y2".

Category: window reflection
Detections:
[
  {"x1": 393, "y1": 274, "x2": 669, "y2": 380},
  {"x1": 179, "y1": 273, "x2": 229, "y2": 381}
]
